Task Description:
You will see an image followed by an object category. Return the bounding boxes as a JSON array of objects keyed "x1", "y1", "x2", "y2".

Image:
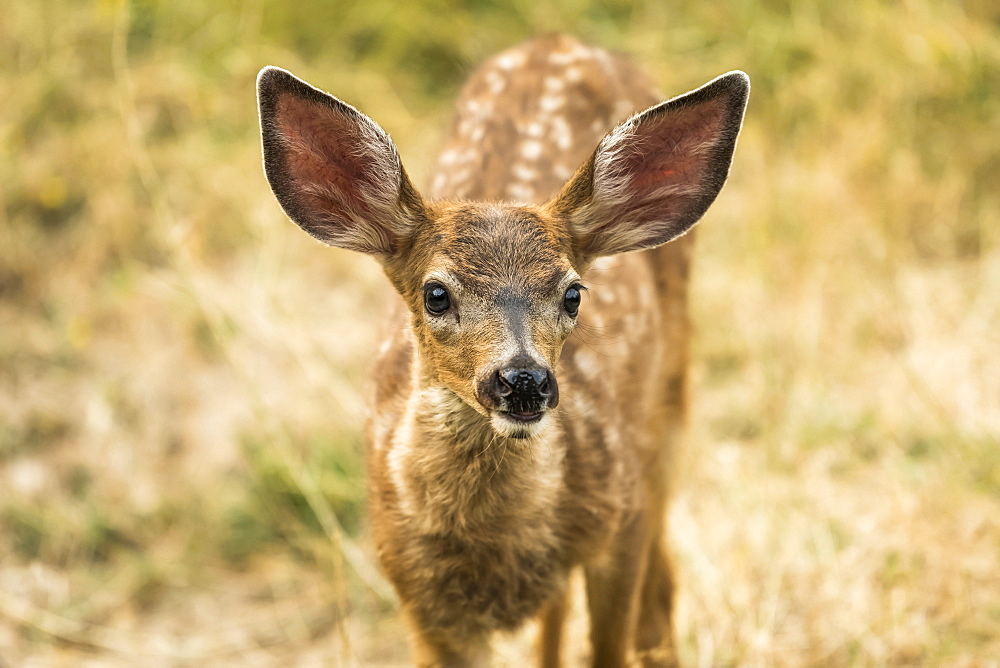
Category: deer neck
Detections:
[{"x1": 385, "y1": 352, "x2": 565, "y2": 537}]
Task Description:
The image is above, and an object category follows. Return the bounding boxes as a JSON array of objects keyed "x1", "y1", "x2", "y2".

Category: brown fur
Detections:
[{"x1": 257, "y1": 34, "x2": 748, "y2": 667}]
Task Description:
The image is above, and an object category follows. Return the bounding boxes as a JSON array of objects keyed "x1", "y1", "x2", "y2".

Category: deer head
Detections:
[{"x1": 257, "y1": 66, "x2": 748, "y2": 439}]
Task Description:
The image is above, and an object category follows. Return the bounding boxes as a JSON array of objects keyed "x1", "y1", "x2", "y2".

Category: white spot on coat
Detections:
[
  {"x1": 544, "y1": 76, "x2": 566, "y2": 92},
  {"x1": 539, "y1": 94, "x2": 565, "y2": 113},
  {"x1": 485, "y1": 69, "x2": 506, "y2": 94},
  {"x1": 551, "y1": 115, "x2": 572, "y2": 150},
  {"x1": 521, "y1": 140, "x2": 543, "y2": 161},
  {"x1": 574, "y1": 348, "x2": 601, "y2": 380},
  {"x1": 495, "y1": 52, "x2": 526, "y2": 70},
  {"x1": 507, "y1": 183, "x2": 534, "y2": 202},
  {"x1": 512, "y1": 163, "x2": 538, "y2": 182}
]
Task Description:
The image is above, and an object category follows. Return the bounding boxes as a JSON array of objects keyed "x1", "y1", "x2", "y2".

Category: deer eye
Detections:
[
  {"x1": 423, "y1": 283, "x2": 451, "y2": 315},
  {"x1": 563, "y1": 284, "x2": 583, "y2": 317}
]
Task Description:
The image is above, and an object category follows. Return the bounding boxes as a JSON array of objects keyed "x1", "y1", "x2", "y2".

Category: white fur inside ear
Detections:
[
  {"x1": 263, "y1": 69, "x2": 416, "y2": 254},
  {"x1": 570, "y1": 117, "x2": 710, "y2": 254},
  {"x1": 562, "y1": 75, "x2": 743, "y2": 257},
  {"x1": 593, "y1": 117, "x2": 717, "y2": 209}
]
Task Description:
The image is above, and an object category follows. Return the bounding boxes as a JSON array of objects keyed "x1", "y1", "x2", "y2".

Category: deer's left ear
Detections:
[
  {"x1": 548, "y1": 71, "x2": 749, "y2": 262},
  {"x1": 257, "y1": 67, "x2": 427, "y2": 256}
]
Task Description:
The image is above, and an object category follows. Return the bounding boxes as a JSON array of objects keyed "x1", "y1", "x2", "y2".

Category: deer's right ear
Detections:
[
  {"x1": 548, "y1": 71, "x2": 749, "y2": 263},
  {"x1": 257, "y1": 67, "x2": 426, "y2": 256}
]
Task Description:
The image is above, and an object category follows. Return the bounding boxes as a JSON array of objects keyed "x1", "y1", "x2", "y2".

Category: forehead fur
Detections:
[{"x1": 424, "y1": 203, "x2": 573, "y2": 293}]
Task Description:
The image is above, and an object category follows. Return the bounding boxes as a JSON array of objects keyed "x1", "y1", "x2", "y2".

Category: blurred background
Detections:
[{"x1": 2, "y1": 0, "x2": 999, "y2": 665}]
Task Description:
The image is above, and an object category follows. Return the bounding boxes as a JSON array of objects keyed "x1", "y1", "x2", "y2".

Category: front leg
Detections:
[
  {"x1": 403, "y1": 607, "x2": 491, "y2": 668},
  {"x1": 537, "y1": 587, "x2": 568, "y2": 668},
  {"x1": 584, "y1": 515, "x2": 648, "y2": 668}
]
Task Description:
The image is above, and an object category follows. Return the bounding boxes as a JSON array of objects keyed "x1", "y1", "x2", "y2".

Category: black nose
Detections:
[
  {"x1": 493, "y1": 360, "x2": 558, "y2": 412},
  {"x1": 498, "y1": 367, "x2": 550, "y2": 398}
]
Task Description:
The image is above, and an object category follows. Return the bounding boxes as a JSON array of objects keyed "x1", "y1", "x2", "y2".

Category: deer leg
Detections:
[
  {"x1": 538, "y1": 586, "x2": 568, "y2": 668},
  {"x1": 403, "y1": 607, "x2": 490, "y2": 668},
  {"x1": 584, "y1": 516, "x2": 647, "y2": 668},
  {"x1": 634, "y1": 538, "x2": 678, "y2": 667}
]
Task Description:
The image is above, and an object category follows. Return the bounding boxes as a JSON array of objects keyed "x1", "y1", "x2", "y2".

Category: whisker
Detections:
[{"x1": 489, "y1": 436, "x2": 509, "y2": 481}]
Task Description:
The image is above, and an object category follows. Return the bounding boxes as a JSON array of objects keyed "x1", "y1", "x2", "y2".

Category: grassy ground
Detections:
[{"x1": 2, "y1": 1, "x2": 999, "y2": 665}]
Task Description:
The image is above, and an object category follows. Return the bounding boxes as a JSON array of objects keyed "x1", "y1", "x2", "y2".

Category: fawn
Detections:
[{"x1": 257, "y1": 34, "x2": 747, "y2": 668}]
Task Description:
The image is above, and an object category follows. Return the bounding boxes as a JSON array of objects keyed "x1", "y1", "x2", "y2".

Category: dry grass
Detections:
[{"x1": 1, "y1": 0, "x2": 998, "y2": 665}]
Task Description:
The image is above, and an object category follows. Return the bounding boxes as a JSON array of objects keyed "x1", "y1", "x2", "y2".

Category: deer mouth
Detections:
[
  {"x1": 491, "y1": 408, "x2": 547, "y2": 440},
  {"x1": 501, "y1": 409, "x2": 543, "y2": 423}
]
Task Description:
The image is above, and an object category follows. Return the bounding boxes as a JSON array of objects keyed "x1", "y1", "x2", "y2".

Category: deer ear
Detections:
[
  {"x1": 549, "y1": 71, "x2": 749, "y2": 261},
  {"x1": 257, "y1": 67, "x2": 426, "y2": 256}
]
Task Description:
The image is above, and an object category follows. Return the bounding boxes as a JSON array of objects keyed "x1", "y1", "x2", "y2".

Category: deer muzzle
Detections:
[{"x1": 477, "y1": 355, "x2": 559, "y2": 422}]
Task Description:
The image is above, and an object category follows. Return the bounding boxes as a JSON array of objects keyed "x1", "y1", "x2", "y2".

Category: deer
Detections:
[{"x1": 257, "y1": 34, "x2": 748, "y2": 668}]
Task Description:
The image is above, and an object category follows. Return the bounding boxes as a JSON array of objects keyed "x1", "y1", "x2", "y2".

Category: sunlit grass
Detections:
[{"x1": 1, "y1": 0, "x2": 998, "y2": 664}]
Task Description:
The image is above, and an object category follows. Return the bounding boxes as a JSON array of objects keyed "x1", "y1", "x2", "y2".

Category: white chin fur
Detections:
[{"x1": 489, "y1": 411, "x2": 550, "y2": 439}]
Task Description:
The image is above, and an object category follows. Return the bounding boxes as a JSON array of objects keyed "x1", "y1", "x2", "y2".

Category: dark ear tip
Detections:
[
  {"x1": 706, "y1": 70, "x2": 750, "y2": 95},
  {"x1": 257, "y1": 66, "x2": 296, "y2": 98},
  {"x1": 723, "y1": 70, "x2": 750, "y2": 86},
  {"x1": 713, "y1": 70, "x2": 751, "y2": 104}
]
